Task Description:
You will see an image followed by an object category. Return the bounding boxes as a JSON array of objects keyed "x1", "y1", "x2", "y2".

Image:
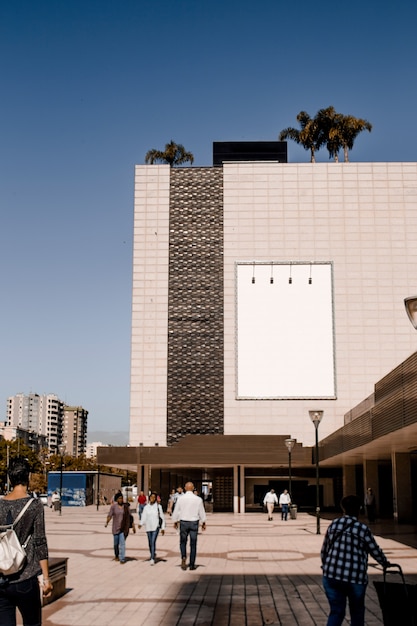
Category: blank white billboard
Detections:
[{"x1": 236, "y1": 262, "x2": 336, "y2": 399}]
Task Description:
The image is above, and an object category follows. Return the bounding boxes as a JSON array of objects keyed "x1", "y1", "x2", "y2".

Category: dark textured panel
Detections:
[
  {"x1": 343, "y1": 413, "x2": 372, "y2": 450},
  {"x1": 372, "y1": 388, "x2": 404, "y2": 438},
  {"x1": 167, "y1": 168, "x2": 224, "y2": 445},
  {"x1": 320, "y1": 430, "x2": 344, "y2": 459},
  {"x1": 403, "y1": 353, "x2": 417, "y2": 426},
  {"x1": 375, "y1": 362, "x2": 403, "y2": 403},
  {"x1": 320, "y1": 351, "x2": 417, "y2": 461},
  {"x1": 97, "y1": 435, "x2": 312, "y2": 466}
]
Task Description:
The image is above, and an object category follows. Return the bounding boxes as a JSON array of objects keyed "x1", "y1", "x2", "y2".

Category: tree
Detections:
[
  {"x1": 279, "y1": 111, "x2": 323, "y2": 163},
  {"x1": 0, "y1": 439, "x2": 42, "y2": 492},
  {"x1": 145, "y1": 140, "x2": 194, "y2": 167},
  {"x1": 334, "y1": 114, "x2": 372, "y2": 162},
  {"x1": 316, "y1": 106, "x2": 342, "y2": 162},
  {"x1": 280, "y1": 107, "x2": 372, "y2": 162}
]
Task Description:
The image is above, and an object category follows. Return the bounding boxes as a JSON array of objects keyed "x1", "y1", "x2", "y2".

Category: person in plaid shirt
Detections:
[{"x1": 321, "y1": 495, "x2": 390, "y2": 626}]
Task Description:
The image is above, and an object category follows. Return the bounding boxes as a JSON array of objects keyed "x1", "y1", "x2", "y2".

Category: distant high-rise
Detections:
[
  {"x1": 6, "y1": 393, "x2": 88, "y2": 454},
  {"x1": 63, "y1": 406, "x2": 88, "y2": 457}
]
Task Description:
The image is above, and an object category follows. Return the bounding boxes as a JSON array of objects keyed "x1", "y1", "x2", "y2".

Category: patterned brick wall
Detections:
[{"x1": 167, "y1": 168, "x2": 224, "y2": 445}]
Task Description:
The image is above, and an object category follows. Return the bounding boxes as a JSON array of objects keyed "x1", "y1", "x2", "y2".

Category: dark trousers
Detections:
[
  {"x1": 323, "y1": 576, "x2": 366, "y2": 626},
  {"x1": 0, "y1": 576, "x2": 42, "y2": 626},
  {"x1": 179, "y1": 520, "x2": 199, "y2": 566}
]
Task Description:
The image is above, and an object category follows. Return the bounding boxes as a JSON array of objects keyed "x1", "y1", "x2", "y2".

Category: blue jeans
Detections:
[
  {"x1": 146, "y1": 529, "x2": 160, "y2": 560},
  {"x1": 113, "y1": 531, "x2": 126, "y2": 562},
  {"x1": 179, "y1": 520, "x2": 199, "y2": 566},
  {"x1": 323, "y1": 576, "x2": 366, "y2": 626},
  {"x1": 0, "y1": 575, "x2": 42, "y2": 626},
  {"x1": 281, "y1": 504, "x2": 289, "y2": 520}
]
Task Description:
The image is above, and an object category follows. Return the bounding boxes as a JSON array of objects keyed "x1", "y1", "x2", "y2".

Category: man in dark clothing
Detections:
[{"x1": 321, "y1": 494, "x2": 389, "y2": 626}]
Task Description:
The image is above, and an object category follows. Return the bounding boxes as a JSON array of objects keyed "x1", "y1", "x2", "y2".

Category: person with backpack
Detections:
[{"x1": 0, "y1": 457, "x2": 52, "y2": 626}]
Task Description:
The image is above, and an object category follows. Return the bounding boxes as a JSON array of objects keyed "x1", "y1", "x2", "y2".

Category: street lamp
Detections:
[
  {"x1": 309, "y1": 410, "x2": 324, "y2": 535},
  {"x1": 404, "y1": 296, "x2": 417, "y2": 329},
  {"x1": 58, "y1": 444, "x2": 65, "y2": 516},
  {"x1": 96, "y1": 465, "x2": 101, "y2": 511},
  {"x1": 284, "y1": 438, "x2": 296, "y2": 500}
]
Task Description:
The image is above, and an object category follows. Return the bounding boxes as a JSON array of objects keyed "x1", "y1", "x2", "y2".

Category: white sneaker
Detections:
[{"x1": 150, "y1": 559, "x2": 155, "y2": 565}]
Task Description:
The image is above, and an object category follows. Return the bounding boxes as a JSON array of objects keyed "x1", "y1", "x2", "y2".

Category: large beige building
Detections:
[{"x1": 99, "y1": 145, "x2": 417, "y2": 516}]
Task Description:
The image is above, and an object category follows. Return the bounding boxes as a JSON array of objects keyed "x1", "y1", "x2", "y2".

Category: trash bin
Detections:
[{"x1": 290, "y1": 504, "x2": 297, "y2": 519}]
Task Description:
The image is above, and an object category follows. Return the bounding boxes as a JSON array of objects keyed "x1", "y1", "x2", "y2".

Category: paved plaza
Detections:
[{"x1": 32, "y1": 506, "x2": 417, "y2": 626}]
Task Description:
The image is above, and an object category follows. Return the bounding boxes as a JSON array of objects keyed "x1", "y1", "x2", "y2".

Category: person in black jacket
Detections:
[{"x1": 0, "y1": 457, "x2": 52, "y2": 626}]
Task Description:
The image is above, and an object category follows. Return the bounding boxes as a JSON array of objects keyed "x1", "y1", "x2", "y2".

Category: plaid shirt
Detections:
[{"x1": 321, "y1": 515, "x2": 388, "y2": 584}]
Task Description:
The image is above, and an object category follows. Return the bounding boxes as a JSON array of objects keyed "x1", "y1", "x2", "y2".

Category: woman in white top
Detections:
[{"x1": 138, "y1": 492, "x2": 165, "y2": 565}]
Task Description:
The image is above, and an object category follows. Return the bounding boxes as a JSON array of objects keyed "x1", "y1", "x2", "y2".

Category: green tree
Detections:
[
  {"x1": 145, "y1": 140, "x2": 194, "y2": 167},
  {"x1": 280, "y1": 107, "x2": 372, "y2": 162},
  {"x1": 334, "y1": 114, "x2": 372, "y2": 162},
  {"x1": 0, "y1": 439, "x2": 42, "y2": 492},
  {"x1": 316, "y1": 106, "x2": 342, "y2": 162},
  {"x1": 279, "y1": 111, "x2": 323, "y2": 163}
]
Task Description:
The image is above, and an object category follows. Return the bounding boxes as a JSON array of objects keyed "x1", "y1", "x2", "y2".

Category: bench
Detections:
[{"x1": 43, "y1": 557, "x2": 68, "y2": 605}]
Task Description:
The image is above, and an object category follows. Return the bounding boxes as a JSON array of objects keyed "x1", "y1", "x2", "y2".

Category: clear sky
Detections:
[{"x1": 1, "y1": 1, "x2": 416, "y2": 443}]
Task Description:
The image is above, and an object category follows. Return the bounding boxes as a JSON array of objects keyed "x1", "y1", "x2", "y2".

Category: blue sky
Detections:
[{"x1": 1, "y1": 1, "x2": 416, "y2": 443}]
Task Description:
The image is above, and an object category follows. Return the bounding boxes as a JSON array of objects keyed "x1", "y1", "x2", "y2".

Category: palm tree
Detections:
[
  {"x1": 316, "y1": 106, "x2": 342, "y2": 162},
  {"x1": 335, "y1": 115, "x2": 372, "y2": 162},
  {"x1": 281, "y1": 108, "x2": 372, "y2": 162},
  {"x1": 279, "y1": 111, "x2": 323, "y2": 163},
  {"x1": 316, "y1": 107, "x2": 372, "y2": 162},
  {"x1": 145, "y1": 140, "x2": 194, "y2": 167}
]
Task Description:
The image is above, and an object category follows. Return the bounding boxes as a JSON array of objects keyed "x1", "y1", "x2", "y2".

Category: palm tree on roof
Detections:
[
  {"x1": 279, "y1": 111, "x2": 323, "y2": 163},
  {"x1": 145, "y1": 140, "x2": 194, "y2": 167}
]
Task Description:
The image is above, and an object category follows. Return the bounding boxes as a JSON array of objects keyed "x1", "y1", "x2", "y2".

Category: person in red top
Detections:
[{"x1": 137, "y1": 491, "x2": 147, "y2": 521}]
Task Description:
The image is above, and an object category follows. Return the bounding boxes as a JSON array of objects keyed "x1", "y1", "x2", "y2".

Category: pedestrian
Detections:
[
  {"x1": 263, "y1": 488, "x2": 278, "y2": 521},
  {"x1": 172, "y1": 486, "x2": 184, "y2": 513},
  {"x1": 105, "y1": 491, "x2": 132, "y2": 564},
  {"x1": 279, "y1": 489, "x2": 291, "y2": 520},
  {"x1": 167, "y1": 489, "x2": 176, "y2": 516},
  {"x1": 0, "y1": 457, "x2": 53, "y2": 626},
  {"x1": 139, "y1": 492, "x2": 165, "y2": 565},
  {"x1": 364, "y1": 488, "x2": 376, "y2": 523},
  {"x1": 51, "y1": 490, "x2": 60, "y2": 512},
  {"x1": 171, "y1": 481, "x2": 206, "y2": 570},
  {"x1": 137, "y1": 490, "x2": 147, "y2": 521},
  {"x1": 321, "y1": 494, "x2": 390, "y2": 626}
]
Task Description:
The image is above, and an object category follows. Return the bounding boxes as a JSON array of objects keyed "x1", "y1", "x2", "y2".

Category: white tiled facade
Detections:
[
  {"x1": 130, "y1": 161, "x2": 417, "y2": 447},
  {"x1": 130, "y1": 165, "x2": 170, "y2": 445}
]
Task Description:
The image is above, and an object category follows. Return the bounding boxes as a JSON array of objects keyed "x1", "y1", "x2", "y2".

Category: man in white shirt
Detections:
[
  {"x1": 279, "y1": 489, "x2": 291, "y2": 520},
  {"x1": 172, "y1": 481, "x2": 206, "y2": 570},
  {"x1": 263, "y1": 489, "x2": 278, "y2": 521}
]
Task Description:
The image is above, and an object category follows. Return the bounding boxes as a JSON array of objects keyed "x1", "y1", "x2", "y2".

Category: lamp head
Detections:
[
  {"x1": 58, "y1": 444, "x2": 66, "y2": 456},
  {"x1": 309, "y1": 410, "x2": 324, "y2": 427},
  {"x1": 284, "y1": 438, "x2": 296, "y2": 453},
  {"x1": 404, "y1": 296, "x2": 417, "y2": 330}
]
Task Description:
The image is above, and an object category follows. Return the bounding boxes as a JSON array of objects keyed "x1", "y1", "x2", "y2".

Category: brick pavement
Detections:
[{"x1": 29, "y1": 506, "x2": 417, "y2": 626}]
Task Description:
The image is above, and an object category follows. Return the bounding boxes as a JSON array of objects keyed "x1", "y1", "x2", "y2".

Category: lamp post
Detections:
[
  {"x1": 284, "y1": 438, "x2": 296, "y2": 500},
  {"x1": 6, "y1": 445, "x2": 10, "y2": 493},
  {"x1": 58, "y1": 444, "x2": 65, "y2": 516},
  {"x1": 96, "y1": 465, "x2": 101, "y2": 511},
  {"x1": 309, "y1": 410, "x2": 324, "y2": 535}
]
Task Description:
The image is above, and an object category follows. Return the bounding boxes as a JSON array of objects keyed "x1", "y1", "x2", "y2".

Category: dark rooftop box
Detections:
[{"x1": 213, "y1": 141, "x2": 287, "y2": 166}]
